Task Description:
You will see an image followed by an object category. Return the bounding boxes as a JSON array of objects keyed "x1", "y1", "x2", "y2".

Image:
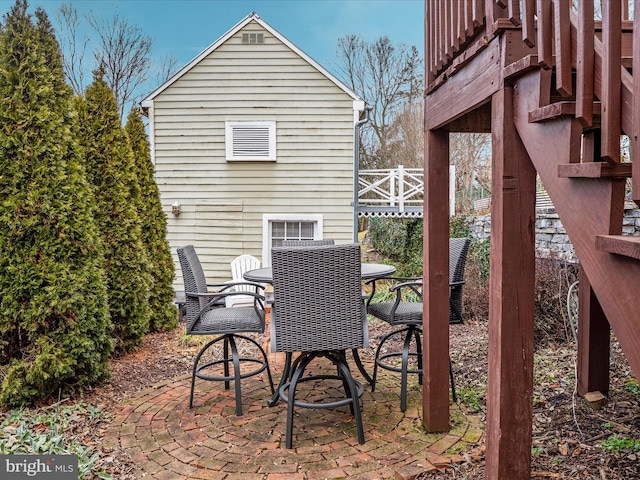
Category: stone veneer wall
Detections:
[{"x1": 466, "y1": 206, "x2": 640, "y2": 263}]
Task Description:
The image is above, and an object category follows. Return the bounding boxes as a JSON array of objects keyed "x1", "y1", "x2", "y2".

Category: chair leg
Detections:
[
  {"x1": 259, "y1": 343, "x2": 275, "y2": 396},
  {"x1": 223, "y1": 336, "x2": 230, "y2": 390},
  {"x1": 190, "y1": 336, "x2": 224, "y2": 408},
  {"x1": 414, "y1": 327, "x2": 423, "y2": 386},
  {"x1": 189, "y1": 333, "x2": 273, "y2": 413},
  {"x1": 399, "y1": 326, "x2": 415, "y2": 412},
  {"x1": 228, "y1": 336, "x2": 244, "y2": 416},
  {"x1": 335, "y1": 354, "x2": 365, "y2": 444},
  {"x1": 371, "y1": 344, "x2": 380, "y2": 392},
  {"x1": 372, "y1": 326, "x2": 411, "y2": 392},
  {"x1": 335, "y1": 351, "x2": 357, "y2": 415},
  {"x1": 269, "y1": 352, "x2": 292, "y2": 407},
  {"x1": 235, "y1": 333, "x2": 276, "y2": 396},
  {"x1": 351, "y1": 348, "x2": 373, "y2": 385},
  {"x1": 284, "y1": 353, "x2": 315, "y2": 449},
  {"x1": 449, "y1": 357, "x2": 457, "y2": 403}
]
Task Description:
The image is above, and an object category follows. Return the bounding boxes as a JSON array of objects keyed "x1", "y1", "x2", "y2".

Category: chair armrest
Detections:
[
  {"x1": 364, "y1": 275, "x2": 420, "y2": 287},
  {"x1": 388, "y1": 280, "x2": 423, "y2": 292},
  {"x1": 219, "y1": 281, "x2": 265, "y2": 292},
  {"x1": 387, "y1": 281, "x2": 423, "y2": 307},
  {"x1": 185, "y1": 289, "x2": 266, "y2": 311},
  {"x1": 365, "y1": 276, "x2": 423, "y2": 309}
]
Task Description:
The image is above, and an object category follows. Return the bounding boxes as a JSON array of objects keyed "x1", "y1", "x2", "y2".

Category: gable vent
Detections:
[
  {"x1": 225, "y1": 120, "x2": 276, "y2": 161},
  {"x1": 242, "y1": 33, "x2": 264, "y2": 44},
  {"x1": 232, "y1": 125, "x2": 270, "y2": 157}
]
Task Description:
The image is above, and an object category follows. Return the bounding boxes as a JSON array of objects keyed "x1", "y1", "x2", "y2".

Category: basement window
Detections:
[
  {"x1": 225, "y1": 121, "x2": 276, "y2": 161},
  {"x1": 262, "y1": 214, "x2": 324, "y2": 266}
]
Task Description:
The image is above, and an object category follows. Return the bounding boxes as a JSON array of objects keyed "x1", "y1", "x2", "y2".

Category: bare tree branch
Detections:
[
  {"x1": 334, "y1": 35, "x2": 423, "y2": 170},
  {"x1": 86, "y1": 12, "x2": 152, "y2": 118},
  {"x1": 56, "y1": 2, "x2": 88, "y2": 95},
  {"x1": 155, "y1": 52, "x2": 179, "y2": 86}
]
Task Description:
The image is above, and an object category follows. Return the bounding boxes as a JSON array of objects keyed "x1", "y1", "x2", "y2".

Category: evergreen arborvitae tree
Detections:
[
  {"x1": 76, "y1": 74, "x2": 151, "y2": 352},
  {"x1": 125, "y1": 109, "x2": 177, "y2": 331},
  {"x1": 0, "y1": 0, "x2": 112, "y2": 407}
]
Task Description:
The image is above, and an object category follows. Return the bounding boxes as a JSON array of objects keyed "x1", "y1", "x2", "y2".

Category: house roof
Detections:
[{"x1": 141, "y1": 12, "x2": 364, "y2": 109}]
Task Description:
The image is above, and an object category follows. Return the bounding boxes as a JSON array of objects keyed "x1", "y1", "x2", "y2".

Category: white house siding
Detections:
[{"x1": 148, "y1": 19, "x2": 359, "y2": 287}]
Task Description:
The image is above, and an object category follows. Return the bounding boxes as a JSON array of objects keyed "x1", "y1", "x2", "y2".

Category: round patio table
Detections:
[{"x1": 243, "y1": 262, "x2": 396, "y2": 283}]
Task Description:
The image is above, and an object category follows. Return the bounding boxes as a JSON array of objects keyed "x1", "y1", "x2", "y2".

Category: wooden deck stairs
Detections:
[{"x1": 422, "y1": 2, "x2": 640, "y2": 478}]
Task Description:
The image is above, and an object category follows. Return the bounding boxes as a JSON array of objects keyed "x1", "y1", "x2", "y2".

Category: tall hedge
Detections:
[
  {"x1": 368, "y1": 215, "x2": 473, "y2": 276},
  {"x1": 76, "y1": 75, "x2": 151, "y2": 352},
  {"x1": 369, "y1": 217, "x2": 424, "y2": 276},
  {"x1": 0, "y1": 0, "x2": 112, "y2": 407},
  {"x1": 125, "y1": 109, "x2": 177, "y2": 331}
]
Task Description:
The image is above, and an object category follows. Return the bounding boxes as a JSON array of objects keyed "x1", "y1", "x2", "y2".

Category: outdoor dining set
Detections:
[{"x1": 176, "y1": 238, "x2": 469, "y2": 449}]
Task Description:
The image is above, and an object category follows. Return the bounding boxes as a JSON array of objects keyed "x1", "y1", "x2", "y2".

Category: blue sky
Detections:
[{"x1": 1, "y1": 0, "x2": 424, "y2": 85}]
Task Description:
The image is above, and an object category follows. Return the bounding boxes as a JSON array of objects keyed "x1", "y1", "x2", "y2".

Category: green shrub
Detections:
[
  {"x1": 449, "y1": 214, "x2": 471, "y2": 238},
  {"x1": 0, "y1": 1, "x2": 112, "y2": 407},
  {"x1": 469, "y1": 238, "x2": 490, "y2": 280},
  {"x1": 369, "y1": 217, "x2": 410, "y2": 259},
  {"x1": 125, "y1": 109, "x2": 177, "y2": 331},
  {"x1": 369, "y1": 216, "x2": 473, "y2": 277},
  {"x1": 76, "y1": 74, "x2": 151, "y2": 352}
]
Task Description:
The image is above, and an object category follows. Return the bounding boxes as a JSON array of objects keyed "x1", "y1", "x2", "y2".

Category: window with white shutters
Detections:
[{"x1": 225, "y1": 121, "x2": 276, "y2": 161}]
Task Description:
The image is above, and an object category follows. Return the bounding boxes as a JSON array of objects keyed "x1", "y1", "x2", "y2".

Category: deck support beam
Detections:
[
  {"x1": 422, "y1": 127, "x2": 451, "y2": 432},
  {"x1": 485, "y1": 86, "x2": 537, "y2": 479},
  {"x1": 577, "y1": 266, "x2": 611, "y2": 397}
]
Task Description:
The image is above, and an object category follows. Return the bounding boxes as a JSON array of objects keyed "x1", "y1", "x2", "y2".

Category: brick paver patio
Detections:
[{"x1": 105, "y1": 357, "x2": 484, "y2": 480}]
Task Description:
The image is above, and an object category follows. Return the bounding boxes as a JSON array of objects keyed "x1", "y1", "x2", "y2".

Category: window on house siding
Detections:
[
  {"x1": 271, "y1": 221, "x2": 316, "y2": 247},
  {"x1": 225, "y1": 121, "x2": 276, "y2": 161},
  {"x1": 262, "y1": 214, "x2": 324, "y2": 265}
]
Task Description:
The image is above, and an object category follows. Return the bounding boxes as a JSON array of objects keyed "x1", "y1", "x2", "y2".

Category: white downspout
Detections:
[{"x1": 353, "y1": 104, "x2": 371, "y2": 243}]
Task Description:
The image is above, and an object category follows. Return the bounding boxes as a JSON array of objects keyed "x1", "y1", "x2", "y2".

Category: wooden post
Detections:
[
  {"x1": 422, "y1": 127, "x2": 451, "y2": 432},
  {"x1": 485, "y1": 86, "x2": 537, "y2": 479},
  {"x1": 577, "y1": 266, "x2": 611, "y2": 397}
]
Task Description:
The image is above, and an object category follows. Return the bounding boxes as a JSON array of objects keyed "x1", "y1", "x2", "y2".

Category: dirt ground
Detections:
[{"x1": 75, "y1": 314, "x2": 640, "y2": 480}]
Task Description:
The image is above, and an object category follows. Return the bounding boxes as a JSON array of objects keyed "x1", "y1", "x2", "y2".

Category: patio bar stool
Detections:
[
  {"x1": 270, "y1": 243, "x2": 367, "y2": 448},
  {"x1": 177, "y1": 245, "x2": 275, "y2": 415},
  {"x1": 365, "y1": 237, "x2": 470, "y2": 411}
]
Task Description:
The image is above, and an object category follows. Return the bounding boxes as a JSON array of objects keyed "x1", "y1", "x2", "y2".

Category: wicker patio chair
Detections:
[
  {"x1": 271, "y1": 243, "x2": 367, "y2": 448},
  {"x1": 177, "y1": 245, "x2": 274, "y2": 415},
  {"x1": 365, "y1": 237, "x2": 470, "y2": 411}
]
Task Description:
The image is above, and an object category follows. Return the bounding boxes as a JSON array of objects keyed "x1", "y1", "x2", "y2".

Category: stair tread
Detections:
[
  {"x1": 529, "y1": 101, "x2": 601, "y2": 123},
  {"x1": 595, "y1": 235, "x2": 640, "y2": 260},
  {"x1": 504, "y1": 54, "x2": 540, "y2": 80},
  {"x1": 558, "y1": 163, "x2": 633, "y2": 178}
]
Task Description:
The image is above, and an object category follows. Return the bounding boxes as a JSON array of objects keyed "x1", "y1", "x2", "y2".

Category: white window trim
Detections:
[
  {"x1": 261, "y1": 214, "x2": 324, "y2": 266},
  {"x1": 225, "y1": 120, "x2": 276, "y2": 161}
]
